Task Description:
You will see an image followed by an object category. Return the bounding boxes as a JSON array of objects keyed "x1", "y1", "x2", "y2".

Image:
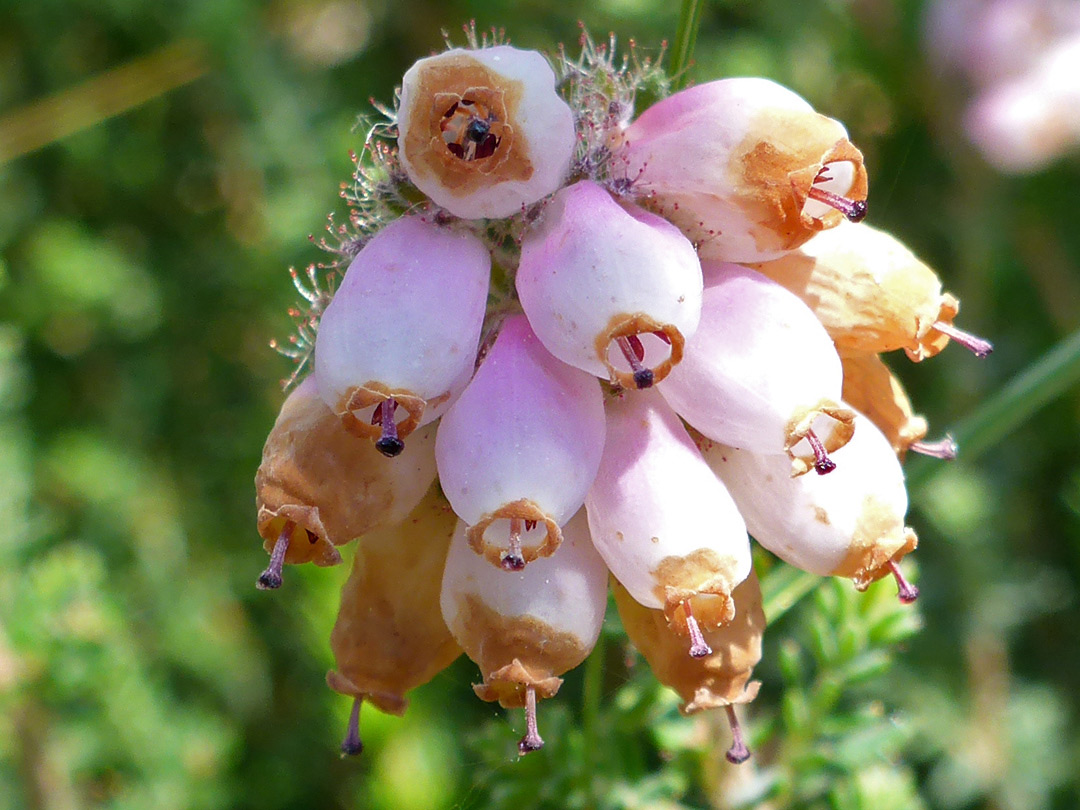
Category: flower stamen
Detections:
[
  {"x1": 256, "y1": 520, "x2": 294, "y2": 590},
  {"x1": 372, "y1": 398, "x2": 405, "y2": 458},
  {"x1": 724, "y1": 705, "x2": 752, "y2": 764},
  {"x1": 683, "y1": 600, "x2": 713, "y2": 659},
  {"x1": 806, "y1": 185, "x2": 868, "y2": 222},
  {"x1": 518, "y1": 685, "x2": 545, "y2": 754},
  {"x1": 616, "y1": 334, "x2": 654, "y2": 389},
  {"x1": 500, "y1": 518, "x2": 527, "y2": 571},
  {"x1": 911, "y1": 435, "x2": 959, "y2": 460},
  {"x1": 805, "y1": 428, "x2": 837, "y2": 475},
  {"x1": 887, "y1": 559, "x2": 919, "y2": 604},
  {"x1": 932, "y1": 320, "x2": 994, "y2": 358},
  {"x1": 340, "y1": 696, "x2": 364, "y2": 756}
]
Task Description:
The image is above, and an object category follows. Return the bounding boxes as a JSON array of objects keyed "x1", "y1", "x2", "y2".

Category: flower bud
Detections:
[
  {"x1": 618, "y1": 78, "x2": 868, "y2": 263},
  {"x1": 254, "y1": 376, "x2": 437, "y2": 589},
  {"x1": 700, "y1": 413, "x2": 919, "y2": 599},
  {"x1": 750, "y1": 221, "x2": 993, "y2": 361},
  {"x1": 397, "y1": 45, "x2": 576, "y2": 219},
  {"x1": 314, "y1": 216, "x2": 490, "y2": 454},
  {"x1": 435, "y1": 315, "x2": 605, "y2": 570},
  {"x1": 586, "y1": 389, "x2": 752, "y2": 651},
  {"x1": 326, "y1": 486, "x2": 463, "y2": 755},
  {"x1": 659, "y1": 261, "x2": 855, "y2": 476},
  {"x1": 840, "y1": 352, "x2": 929, "y2": 458},
  {"x1": 516, "y1": 180, "x2": 703, "y2": 389},
  {"x1": 614, "y1": 571, "x2": 764, "y2": 763},
  {"x1": 440, "y1": 509, "x2": 608, "y2": 753}
]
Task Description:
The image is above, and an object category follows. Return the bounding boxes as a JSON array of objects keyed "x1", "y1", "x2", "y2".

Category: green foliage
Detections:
[{"x1": 2, "y1": 0, "x2": 1080, "y2": 808}]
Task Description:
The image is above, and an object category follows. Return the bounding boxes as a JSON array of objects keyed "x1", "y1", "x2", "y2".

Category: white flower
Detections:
[{"x1": 397, "y1": 45, "x2": 576, "y2": 219}]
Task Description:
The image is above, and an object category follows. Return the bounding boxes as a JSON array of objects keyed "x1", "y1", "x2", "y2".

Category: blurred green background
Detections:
[{"x1": 1, "y1": 0, "x2": 1078, "y2": 808}]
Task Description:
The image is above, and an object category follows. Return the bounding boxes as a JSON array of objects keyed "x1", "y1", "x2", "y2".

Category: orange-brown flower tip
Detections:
[
  {"x1": 256, "y1": 521, "x2": 294, "y2": 590},
  {"x1": 684, "y1": 602, "x2": 713, "y2": 659},
  {"x1": 724, "y1": 705, "x2": 752, "y2": 764},
  {"x1": 517, "y1": 686, "x2": 545, "y2": 755},
  {"x1": 806, "y1": 429, "x2": 837, "y2": 475},
  {"x1": 806, "y1": 186, "x2": 868, "y2": 222},
  {"x1": 340, "y1": 697, "x2": 364, "y2": 757},
  {"x1": 910, "y1": 435, "x2": 959, "y2": 460},
  {"x1": 887, "y1": 559, "x2": 919, "y2": 604},
  {"x1": 933, "y1": 320, "x2": 994, "y2": 359}
]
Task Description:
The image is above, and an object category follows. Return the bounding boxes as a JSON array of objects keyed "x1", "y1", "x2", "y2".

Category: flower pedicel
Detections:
[{"x1": 253, "y1": 29, "x2": 987, "y2": 761}]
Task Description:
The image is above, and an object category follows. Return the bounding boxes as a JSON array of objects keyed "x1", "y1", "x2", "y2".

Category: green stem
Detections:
[
  {"x1": 907, "y1": 326, "x2": 1080, "y2": 490},
  {"x1": 581, "y1": 631, "x2": 605, "y2": 810},
  {"x1": 669, "y1": 0, "x2": 705, "y2": 90}
]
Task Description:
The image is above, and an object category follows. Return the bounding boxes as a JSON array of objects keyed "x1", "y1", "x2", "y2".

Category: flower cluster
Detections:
[{"x1": 254, "y1": 28, "x2": 990, "y2": 762}]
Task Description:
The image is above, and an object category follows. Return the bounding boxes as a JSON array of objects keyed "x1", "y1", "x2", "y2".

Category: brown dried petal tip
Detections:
[{"x1": 256, "y1": 521, "x2": 294, "y2": 590}]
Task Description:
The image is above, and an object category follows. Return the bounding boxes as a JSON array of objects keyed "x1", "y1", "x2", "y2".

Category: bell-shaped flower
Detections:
[
  {"x1": 586, "y1": 389, "x2": 752, "y2": 657},
  {"x1": 700, "y1": 412, "x2": 920, "y2": 602},
  {"x1": 750, "y1": 221, "x2": 992, "y2": 361},
  {"x1": 840, "y1": 352, "x2": 955, "y2": 460},
  {"x1": 613, "y1": 571, "x2": 765, "y2": 763},
  {"x1": 397, "y1": 45, "x2": 576, "y2": 219},
  {"x1": 440, "y1": 509, "x2": 607, "y2": 754},
  {"x1": 517, "y1": 180, "x2": 703, "y2": 389},
  {"x1": 435, "y1": 315, "x2": 605, "y2": 570},
  {"x1": 314, "y1": 215, "x2": 490, "y2": 456},
  {"x1": 326, "y1": 486, "x2": 463, "y2": 755},
  {"x1": 659, "y1": 261, "x2": 855, "y2": 476},
  {"x1": 254, "y1": 375, "x2": 437, "y2": 589},
  {"x1": 618, "y1": 77, "x2": 868, "y2": 263}
]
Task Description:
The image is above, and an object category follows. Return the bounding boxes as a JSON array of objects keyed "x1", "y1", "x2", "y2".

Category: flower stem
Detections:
[{"x1": 669, "y1": 0, "x2": 705, "y2": 90}]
